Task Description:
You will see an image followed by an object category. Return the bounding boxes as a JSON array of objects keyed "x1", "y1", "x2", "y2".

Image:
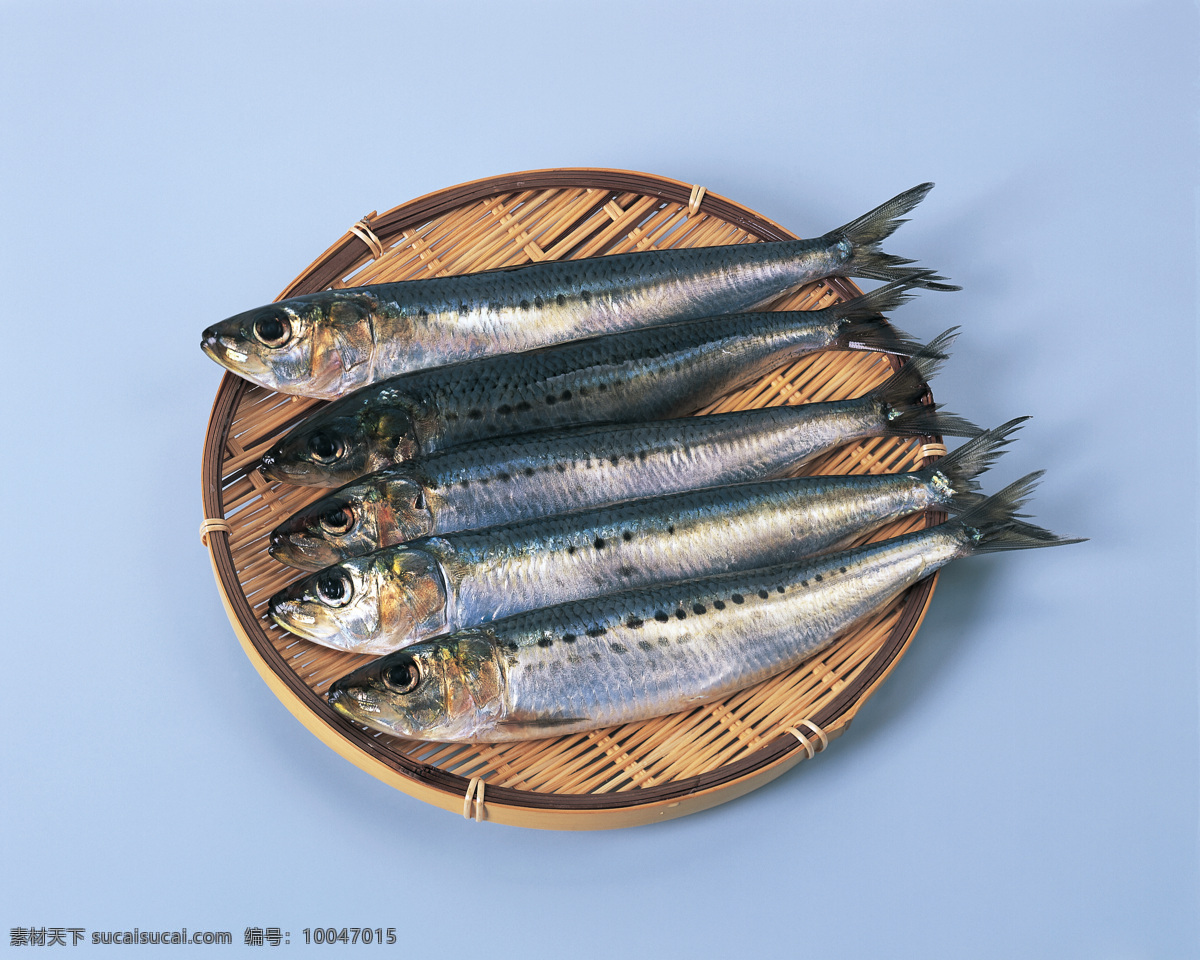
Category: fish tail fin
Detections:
[
  {"x1": 951, "y1": 473, "x2": 1086, "y2": 556},
  {"x1": 828, "y1": 275, "x2": 931, "y2": 357},
  {"x1": 923, "y1": 417, "x2": 1030, "y2": 498},
  {"x1": 835, "y1": 317, "x2": 928, "y2": 359},
  {"x1": 828, "y1": 274, "x2": 926, "y2": 319},
  {"x1": 867, "y1": 329, "x2": 982, "y2": 438},
  {"x1": 826, "y1": 183, "x2": 961, "y2": 291}
]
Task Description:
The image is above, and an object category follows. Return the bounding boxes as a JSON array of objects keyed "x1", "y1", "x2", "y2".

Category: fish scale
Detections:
[
  {"x1": 374, "y1": 241, "x2": 847, "y2": 370},
  {"x1": 326, "y1": 476, "x2": 1080, "y2": 742},
  {"x1": 392, "y1": 404, "x2": 892, "y2": 531},
  {"x1": 331, "y1": 522, "x2": 957, "y2": 739},
  {"x1": 271, "y1": 421, "x2": 1028, "y2": 654},
  {"x1": 268, "y1": 332, "x2": 976, "y2": 572},
  {"x1": 202, "y1": 184, "x2": 958, "y2": 399},
  {"x1": 258, "y1": 279, "x2": 927, "y2": 489},
  {"x1": 441, "y1": 474, "x2": 940, "y2": 632}
]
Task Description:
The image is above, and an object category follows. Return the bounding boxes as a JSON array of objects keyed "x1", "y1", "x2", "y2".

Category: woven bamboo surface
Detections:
[{"x1": 201, "y1": 168, "x2": 945, "y2": 829}]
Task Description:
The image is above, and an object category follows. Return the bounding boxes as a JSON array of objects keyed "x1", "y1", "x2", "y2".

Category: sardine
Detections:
[
  {"x1": 270, "y1": 421, "x2": 1026, "y2": 653},
  {"x1": 268, "y1": 333, "x2": 977, "y2": 570},
  {"x1": 326, "y1": 476, "x2": 1081, "y2": 742},
  {"x1": 258, "y1": 279, "x2": 929, "y2": 487},
  {"x1": 201, "y1": 184, "x2": 956, "y2": 398}
]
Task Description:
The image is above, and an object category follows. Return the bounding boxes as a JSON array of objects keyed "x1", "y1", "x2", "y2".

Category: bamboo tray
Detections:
[{"x1": 200, "y1": 168, "x2": 946, "y2": 830}]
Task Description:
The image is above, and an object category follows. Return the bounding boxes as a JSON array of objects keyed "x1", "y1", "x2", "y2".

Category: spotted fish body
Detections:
[
  {"x1": 326, "y1": 478, "x2": 1080, "y2": 741},
  {"x1": 257, "y1": 281, "x2": 928, "y2": 487},
  {"x1": 271, "y1": 420, "x2": 1025, "y2": 653},
  {"x1": 430, "y1": 471, "x2": 952, "y2": 636},
  {"x1": 267, "y1": 334, "x2": 978, "y2": 571},
  {"x1": 201, "y1": 184, "x2": 957, "y2": 399}
]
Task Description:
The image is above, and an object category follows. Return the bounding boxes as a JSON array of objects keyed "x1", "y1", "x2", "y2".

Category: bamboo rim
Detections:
[{"x1": 200, "y1": 168, "x2": 944, "y2": 829}]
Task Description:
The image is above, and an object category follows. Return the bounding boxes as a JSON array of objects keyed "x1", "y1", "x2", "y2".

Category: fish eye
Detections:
[
  {"x1": 319, "y1": 505, "x2": 355, "y2": 535},
  {"x1": 307, "y1": 432, "x2": 344, "y2": 464},
  {"x1": 383, "y1": 655, "x2": 420, "y2": 693},
  {"x1": 315, "y1": 571, "x2": 352, "y2": 607},
  {"x1": 252, "y1": 314, "x2": 291, "y2": 348}
]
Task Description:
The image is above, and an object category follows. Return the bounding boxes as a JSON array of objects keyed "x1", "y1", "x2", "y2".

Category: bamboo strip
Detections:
[
  {"x1": 528, "y1": 191, "x2": 617, "y2": 261},
  {"x1": 353, "y1": 203, "x2": 493, "y2": 283},
  {"x1": 427, "y1": 195, "x2": 532, "y2": 269},
  {"x1": 540, "y1": 206, "x2": 618, "y2": 261},
  {"x1": 570, "y1": 195, "x2": 662, "y2": 260},
  {"x1": 520, "y1": 190, "x2": 612, "y2": 254},
  {"x1": 490, "y1": 188, "x2": 590, "y2": 261},
  {"x1": 490, "y1": 735, "x2": 606, "y2": 791},
  {"x1": 464, "y1": 192, "x2": 546, "y2": 271},
  {"x1": 359, "y1": 202, "x2": 497, "y2": 284},
  {"x1": 701, "y1": 620, "x2": 893, "y2": 763},
  {"x1": 448, "y1": 191, "x2": 576, "y2": 272},
  {"x1": 516, "y1": 725, "x2": 652, "y2": 793},
  {"x1": 619, "y1": 203, "x2": 689, "y2": 252},
  {"x1": 552, "y1": 728, "x2": 666, "y2": 792}
]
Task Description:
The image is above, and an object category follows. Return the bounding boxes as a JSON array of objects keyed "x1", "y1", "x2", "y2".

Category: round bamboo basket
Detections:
[{"x1": 200, "y1": 168, "x2": 946, "y2": 830}]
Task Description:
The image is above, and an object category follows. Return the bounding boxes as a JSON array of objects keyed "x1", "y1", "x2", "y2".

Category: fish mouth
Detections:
[
  {"x1": 268, "y1": 529, "x2": 342, "y2": 571},
  {"x1": 258, "y1": 448, "x2": 312, "y2": 483},
  {"x1": 327, "y1": 685, "x2": 352, "y2": 718},
  {"x1": 258, "y1": 457, "x2": 337, "y2": 486},
  {"x1": 328, "y1": 681, "x2": 383, "y2": 721},
  {"x1": 268, "y1": 596, "x2": 333, "y2": 643},
  {"x1": 200, "y1": 328, "x2": 266, "y2": 375},
  {"x1": 259, "y1": 447, "x2": 338, "y2": 485},
  {"x1": 200, "y1": 332, "x2": 225, "y2": 364},
  {"x1": 201, "y1": 331, "x2": 250, "y2": 369}
]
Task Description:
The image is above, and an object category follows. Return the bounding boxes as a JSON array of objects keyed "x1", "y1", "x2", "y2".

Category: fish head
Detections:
[
  {"x1": 327, "y1": 634, "x2": 503, "y2": 740},
  {"x1": 259, "y1": 413, "x2": 368, "y2": 487},
  {"x1": 268, "y1": 476, "x2": 436, "y2": 570},
  {"x1": 259, "y1": 391, "x2": 425, "y2": 487},
  {"x1": 268, "y1": 549, "x2": 449, "y2": 655},
  {"x1": 201, "y1": 292, "x2": 379, "y2": 399}
]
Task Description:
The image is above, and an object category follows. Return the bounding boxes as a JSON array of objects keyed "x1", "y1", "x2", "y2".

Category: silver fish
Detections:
[
  {"x1": 270, "y1": 421, "x2": 1026, "y2": 654},
  {"x1": 257, "y1": 279, "x2": 929, "y2": 487},
  {"x1": 268, "y1": 333, "x2": 977, "y2": 570},
  {"x1": 201, "y1": 184, "x2": 956, "y2": 398},
  {"x1": 326, "y1": 476, "x2": 1081, "y2": 742}
]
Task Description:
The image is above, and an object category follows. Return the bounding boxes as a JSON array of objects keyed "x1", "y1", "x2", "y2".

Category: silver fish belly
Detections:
[{"x1": 489, "y1": 539, "x2": 947, "y2": 737}]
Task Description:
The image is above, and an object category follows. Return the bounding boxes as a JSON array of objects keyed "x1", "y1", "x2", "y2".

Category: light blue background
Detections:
[{"x1": 2, "y1": 1, "x2": 1196, "y2": 957}]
